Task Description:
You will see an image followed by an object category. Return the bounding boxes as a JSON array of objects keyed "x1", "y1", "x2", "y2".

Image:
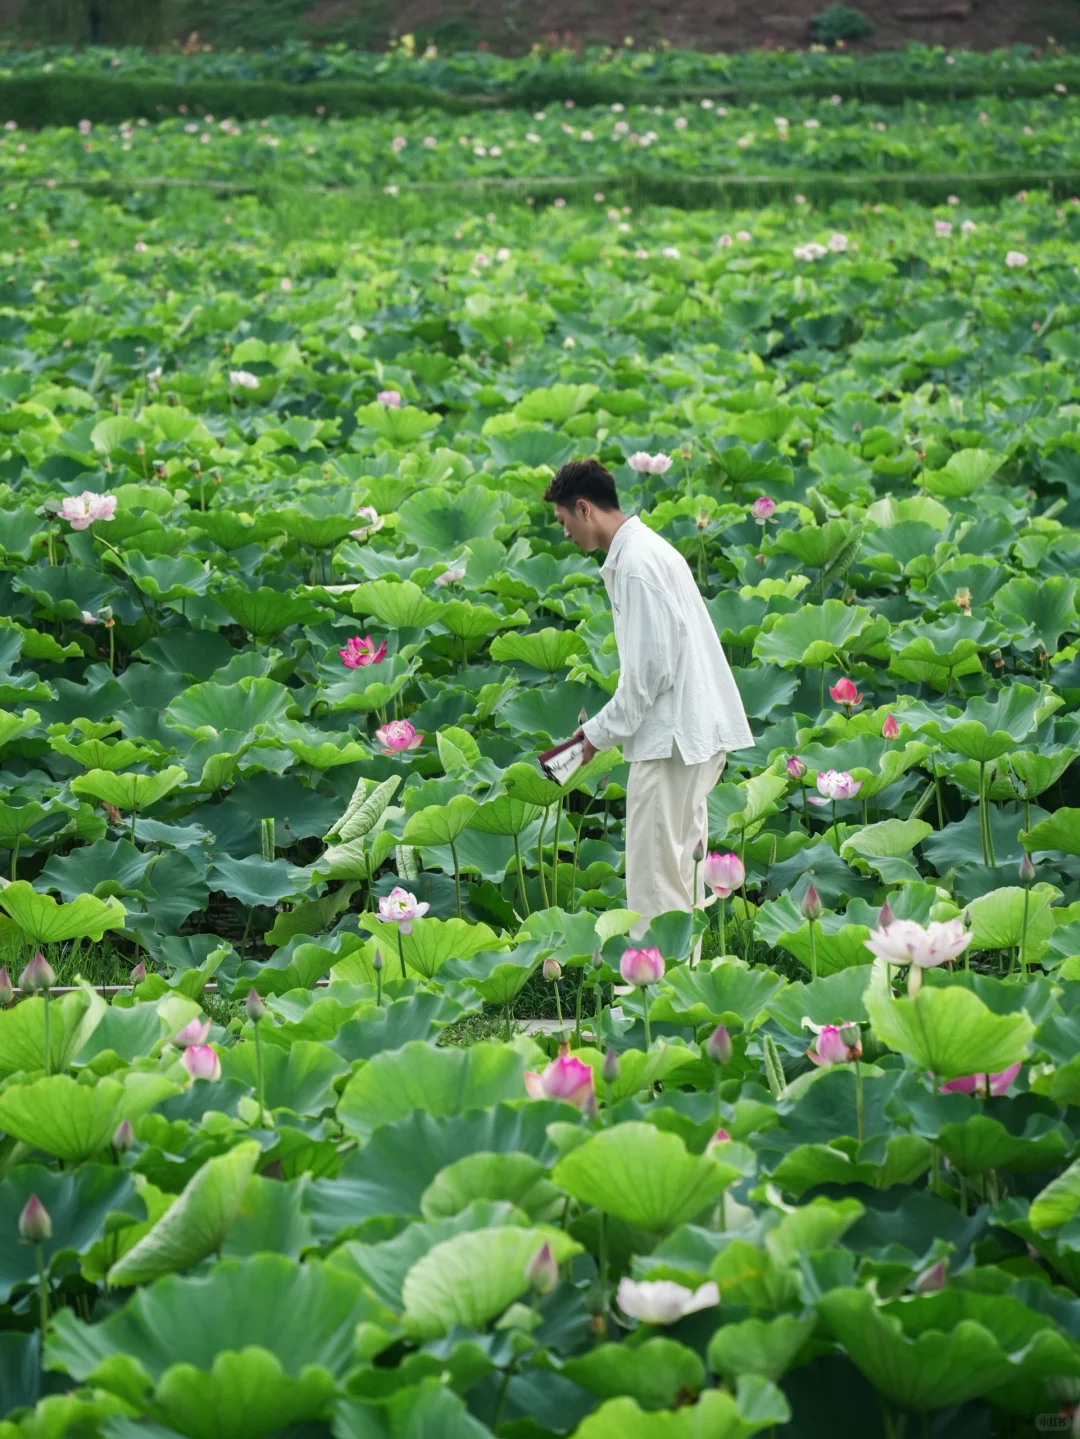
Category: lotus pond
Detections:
[{"x1": 4, "y1": 87, "x2": 1080, "y2": 1439}]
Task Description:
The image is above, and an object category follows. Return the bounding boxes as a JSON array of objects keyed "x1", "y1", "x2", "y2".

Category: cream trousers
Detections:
[{"x1": 625, "y1": 746, "x2": 727, "y2": 937}]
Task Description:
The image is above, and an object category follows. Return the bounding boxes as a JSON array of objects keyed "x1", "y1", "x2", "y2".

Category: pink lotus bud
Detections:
[
  {"x1": 692, "y1": 839, "x2": 705, "y2": 863},
  {"x1": 1019, "y1": 852, "x2": 1036, "y2": 884},
  {"x1": 751, "y1": 496, "x2": 776, "y2": 523},
  {"x1": 372, "y1": 948, "x2": 384, "y2": 972},
  {"x1": 181, "y1": 1045, "x2": 221, "y2": 1082},
  {"x1": 828, "y1": 676, "x2": 863, "y2": 708},
  {"x1": 786, "y1": 755, "x2": 807, "y2": 780},
  {"x1": 524, "y1": 1050, "x2": 595, "y2": 1109},
  {"x1": 113, "y1": 1118, "x2": 135, "y2": 1151},
  {"x1": 245, "y1": 988, "x2": 267, "y2": 1023},
  {"x1": 18, "y1": 1194, "x2": 52, "y2": 1243},
  {"x1": 878, "y1": 899, "x2": 895, "y2": 930},
  {"x1": 543, "y1": 958, "x2": 562, "y2": 982},
  {"x1": 702, "y1": 851, "x2": 744, "y2": 898},
  {"x1": 602, "y1": 1047, "x2": 619, "y2": 1084},
  {"x1": 0, "y1": 967, "x2": 12, "y2": 1006},
  {"x1": 914, "y1": 1260, "x2": 947, "y2": 1293},
  {"x1": 801, "y1": 884, "x2": 823, "y2": 922},
  {"x1": 171, "y1": 1017, "x2": 211, "y2": 1048},
  {"x1": 129, "y1": 961, "x2": 147, "y2": 984},
  {"x1": 19, "y1": 951, "x2": 54, "y2": 993},
  {"x1": 619, "y1": 946, "x2": 665, "y2": 988},
  {"x1": 705, "y1": 1025, "x2": 732, "y2": 1064},
  {"x1": 807, "y1": 1024, "x2": 849, "y2": 1067},
  {"x1": 706, "y1": 1128, "x2": 731, "y2": 1154},
  {"x1": 578, "y1": 706, "x2": 589, "y2": 724},
  {"x1": 882, "y1": 714, "x2": 899, "y2": 740},
  {"x1": 525, "y1": 1240, "x2": 559, "y2": 1295}
]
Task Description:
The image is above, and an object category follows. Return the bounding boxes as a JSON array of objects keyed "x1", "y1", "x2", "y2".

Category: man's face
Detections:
[{"x1": 554, "y1": 499, "x2": 597, "y2": 551}]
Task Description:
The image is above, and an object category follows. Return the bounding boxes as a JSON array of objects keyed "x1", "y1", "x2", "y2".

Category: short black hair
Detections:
[{"x1": 543, "y1": 459, "x2": 620, "y2": 511}]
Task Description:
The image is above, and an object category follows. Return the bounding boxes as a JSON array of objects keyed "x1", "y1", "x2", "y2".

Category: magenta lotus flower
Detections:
[
  {"x1": 626, "y1": 451, "x2": 673, "y2": 475},
  {"x1": 229, "y1": 369, "x2": 259, "y2": 390},
  {"x1": 18, "y1": 1194, "x2": 52, "y2": 1243},
  {"x1": 805, "y1": 1022, "x2": 861, "y2": 1068},
  {"x1": 751, "y1": 496, "x2": 776, "y2": 523},
  {"x1": 864, "y1": 918, "x2": 971, "y2": 969},
  {"x1": 524, "y1": 1050, "x2": 595, "y2": 1109},
  {"x1": 181, "y1": 1045, "x2": 221, "y2": 1082},
  {"x1": 620, "y1": 946, "x2": 665, "y2": 987},
  {"x1": 786, "y1": 755, "x2": 807, "y2": 780},
  {"x1": 376, "y1": 389, "x2": 402, "y2": 407},
  {"x1": 702, "y1": 851, "x2": 744, "y2": 897},
  {"x1": 171, "y1": 1016, "x2": 211, "y2": 1049},
  {"x1": 807, "y1": 770, "x2": 862, "y2": 807},
  {"x1": 377, "y1": 885, "x2": 430, "y2": 935},
  {"x1": 829, "y1": 677, "x2": 862, "y2": 708},
  {"x1": 375, "y1": 719, "x2": 423, "y2": 756},
  {"x1": 617, "y1": 1278, "x2": 719, "y2": 1324},
  {"x1": 882, "y1": 714, "x2": 899, "y2": 739},
  {"x1": 59, "y1": 491, "x2": 117, "y2": 530},
  {"x1": 941, "y1": 1063, "x2": 1021, "y2": 1097},
  {"x1": 339, "y1": 635, "x2": 387, "y2": 669}
]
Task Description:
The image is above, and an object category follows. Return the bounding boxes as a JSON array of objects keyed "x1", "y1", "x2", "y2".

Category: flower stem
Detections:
[
  {"x1": 597, "y1": 1212, "x2": 609, "y2": 1332},
  {"x1": 1019, "y1": 884, "x2": 1031, "y2": 982},
  {"x1": 551, "y1": 797, "x2": 563, "y2": 910},
  {"x1": 574, "y1": 964, "x2": 585, "y2": 1049},
  {"x1": 42, "y1": 991, "x2": 51, "y2": 1076},
  {"x1": 513, "y1": 834, "x2": 530, "y2": 918},
  {"x1": 808, "y1": 918, "x2": 817, "y2": 983},
  {"x1": 642, "y1": 986, "x2": 652, "y2": 1054},
  {"x1": 375, "y1": 964, "x2": 383, "y2": 1008},
  {"x1": 254, "y1": 1020, "x2": 268, "y2": 1127},
  {"x1": 554, "y1": 982, "x2": 562, "y2": 1027},
  {"x1": 396, "y1": 928, "x2": 407, "y2": 981},
  {"x1": 35, "y1": 1242, "x2": 48, "y2": 1366},
  {"x1": 536, "y1": 807, "x2": 550, "y2": 909},
  {"x1": 854, "y1": 1058, "x2": 864, "y2": 1145},
  {"x1": 449, "y1": 838, "x2": 461, "y2": 919},
  {"x1": 718, "y1": 896, "x2": 726, "y2": 957}
]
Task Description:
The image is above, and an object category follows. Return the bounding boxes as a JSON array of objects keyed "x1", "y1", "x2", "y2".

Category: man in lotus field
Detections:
[{"x1": 545, "y1": 458, "x2": 752, "y2": 933}]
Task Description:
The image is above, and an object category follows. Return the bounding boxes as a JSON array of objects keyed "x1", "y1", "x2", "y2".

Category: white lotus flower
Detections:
[
  {"x1": 617, "y1": 1278, "x2": 719, "y2": 1324},
  {"x1": 864, "y1": 917, "x2": 971, "y2": 969}
]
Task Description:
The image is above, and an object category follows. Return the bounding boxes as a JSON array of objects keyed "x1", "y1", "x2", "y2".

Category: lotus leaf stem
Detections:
[{"x1": 396, "y1": 928, "x2": 407, "y2": 981}]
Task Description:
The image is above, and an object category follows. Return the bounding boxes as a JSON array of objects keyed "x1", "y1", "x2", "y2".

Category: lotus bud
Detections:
[
  {"x1": 602, "y1": 1046, "x2": 620, "y2": 1084},
  {"x1": 785, "y1": 755, "x2": 807, "y2": 780},
  {"x1": 839, "y1": 1023, "x2": 862, "y2": 1056},
  {"x1": 19, "y1": 951, "x2": 54, "y2": 993},
  {"x1": 598, "y1": 776, "x2": 609, "y2": 793},
  {"x1": 878, "y1": 898, "x2": 895, "y2": 930},
  {"x1": 18, "y1": 1194, "x2": 52, "y2": 1244},
  {"x1": 619, "y1": 946, "x2": 664, "y2": 988},
  {"x1": 578, "y1": 706, "x2": 589, "y2": 725},
  {"x1": 543, "y1": 958, "x2": 562, "y2": 982},
  {"x1": 692, "y1": 838, "x2": 705, "y2": 864},
  {"x1": 245, "y1": 988, "x2": 267, "y2": 1023},
  {"x1": 372, "y1": 947, "x2": 384, "y2": 972},
  {"x1": 591, "y1": 946, "x2": 604, "y2": 973},
  {"x1": 882, "y1": 714, "x2": 899, "y2": 740},
  {"x1": 705, "y1": 1024, "x2": 733, "y2": 1065},
  {"x1": 130, "y1": 961, "x2": 147, "y2": 985},
  {"x1": 800, "y1": 884, "x2": 823, "y2": 922},
  {"x1": 706, "y1": 1128, "x2": 731, "y2": 1154},
  {"x1": 181, "y1": 1045, "x2": 221, "y2": 1082},
  {"x1": 914, "y1": 1260, "x2": 946, "y2": 1294},
  {"x1": 0, "y1": 967, "x2": 12, "y2": 1007},
  {"x1": 696, "y1": 508, "x2": 710, "y2": 531},
  {"x1": 113, "y1": 1117, "x2": 135, "y2": 1151},
  {"x1": 1019, "y1": 852, "x2": 1036, "y2": 884},
  {"x1": 525, "y1": 1240, "x2": 559, "y2": 1296}
]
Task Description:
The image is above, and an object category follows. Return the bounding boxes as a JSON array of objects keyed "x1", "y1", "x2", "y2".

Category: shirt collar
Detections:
[{"x1": 601, "y1": 515, "x2": 642, "y2": 574}]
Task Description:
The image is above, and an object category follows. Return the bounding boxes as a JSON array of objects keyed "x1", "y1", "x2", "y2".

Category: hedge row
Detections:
[{"x1": 4, "y1": 67, "x2": 1080, "y2": 127}]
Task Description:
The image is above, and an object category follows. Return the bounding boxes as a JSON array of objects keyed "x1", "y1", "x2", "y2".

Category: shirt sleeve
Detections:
[{"x1": 582, "y1": 576, "x2": 683, "y2": 752}]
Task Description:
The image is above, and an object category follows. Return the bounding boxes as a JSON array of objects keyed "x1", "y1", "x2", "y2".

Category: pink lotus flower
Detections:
[
  {"x1": 805, "y1": 1021, "x2": 862, "y2": 1068},
  {"x1": 377, "y1": 885, "x2": 430, "y2": 935},
  {"x1": 864, "y1": 917, "x2": 971, "y2": 969},
  {"x1": 229, "y1": 370, "x2": 260, "y2": 390},
  {"x1": 882, "y1": 714, "x2": 899, "y2": 739},
  {"x1": 18, "y1": 1193, "x2": 52, "y2": 1242},
  {"x1": 807, "y1": 769, "x2": 863, "y2": 805},
  {"x1": 376, "y1": 390, "x2": 402, "y2": 407},
  {"x1": 751, "y1": 496, "x2": 776, "y2": 523},
  {"x1": 171, "y1": 1017, "x2": 211, "y2": 1048},
  {"x1": 829, "y1": 677, "x2": 862, "y2": 709},
  {"x1": 434, "y1": 566, "x2": 466, "y2": 587},
  {"x1": 181, "y1": 1045, "x2": 221, "y2": 1082},
  {"x1": 339, "y1": 635, "x2": 387, "y2": 669},
  {"x1": 626, "y1": 451, "x2": 673, "y2": 475},
  {"x1": 59, "y1": 491, "x2": 117, "y2": 530},
  {"x1": 801, "y1": 884, "x2": 823, "y2": 921},
  {"x1": 19, "y1": 951, "x2": 55, "y2": 993},
  {"x1": 620, "y1": 946, "x2": 665, "y2": 987},
  {"x1": 786, "y1": 755, "x2": 807, "y2": 780},
  {"x1": 940, "y1": 1063, "x2": 1021, "y2": 1097},
  {"x1": 391, "y1": 135, "x2": 407, "y2": 152},
  {"x1": 375, "y1": 719, "x2": 423, "y2": 756},
  {"x1": 350, "y1": 505, "x2": 384, "y2": 540},
  {"x1": 702, "y1": 851, "x2": 744, "y2": 898},
  {"x1": 1005, "y1": 251, "x2": 1028, "y2": 268},
  {"x1": 525, "y1": 1240, "x2": 559, "y2": 1295},
  {"x1": 524, "y1": 1050, "x2": 595, "y2": 1109},
  {"x1": 617, "y1": 1278, "x2": 719, "y2": 1324}
]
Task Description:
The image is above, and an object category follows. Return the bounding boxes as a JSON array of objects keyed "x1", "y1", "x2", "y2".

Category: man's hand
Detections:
[{"x1": 572, "y1": 727, "x2": 598, "y2": 764}]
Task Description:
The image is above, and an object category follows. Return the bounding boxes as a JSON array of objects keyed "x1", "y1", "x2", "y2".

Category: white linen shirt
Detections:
[{"x1": 581, "y1": 516, "x2": 754, "y2": 764}]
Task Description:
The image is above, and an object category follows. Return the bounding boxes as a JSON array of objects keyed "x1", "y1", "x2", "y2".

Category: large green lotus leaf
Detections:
[
  {"x1": 419, "y1": 1152, "x2": 554, "y2": 1222},
  {"x1": 188, "y1": 509, "x2": 279, "y2": 551},
  {"x1": 1007, "y1": 747, "x2": 1077, "y2": 800},
  {"x1": 439, "y1": 940, "x2": 549, "y2": 1007},
  {"x1": 840, "y1": 817, "x2": 933, "y2": 884},
  {"x1": 108, "y1": 1142, "x2": 260, "y2": 1287},
  {"x1": 514, "y1": 383, "x2": 598, "y2": 424},
  {"x1": 795, "y1": 735, "x2": 929, "y2": 802},
  {"x1": 766, "y1": 967, "x2": 873, "y2": 1033},
  {"x1": 215, "y1": 586, "x2": 328, "y2": 639},
  {"x1": 0, "y1": 1163, "x2": 143, "y2": 1302},
  {"x1": 12, "y1": 563, "x2": 122, "y2": 622},
  {"x1": 334, "y1": 1378, "x2": 497, "y2": 1438},
  {"x1": 964, "y1": 883, "x2": 1059, "y2": 965},
  {"x1": 766, "y1": 1138, "x2": 932, "y2": 1196},
  {"x1": 351, "y1": 579, "x2": 442, "y2": 630},
  {"x1": 207, "y1": 856, "x2": 303, "y2": 909},
  {"x1": 0, "y1": 986, "x2": 106, "y2": 1077},
  {"x1": 500, "y1": 761, "x2": 564, "y2": 808},
  {"x1": 275, "y1": 504, "x2": 357, "y2": 550},
  {"x1": 921, "y1": 447, "x2": 1003, "y2": 499},
  {"x1": 752, "y1": 599, "x2": 885, "y2": 669},
  {"x1": 902, "y1": 684, "x2": 1058, "y2": 764},
  {"x1": 328, "y1": 991, "x2": 470, "y2": 1063},
  {"x1": 337, "y1": 1040, "x2": 527, "y2": 1140},
  {"x1": 887, "y1": 615, "x2": 998, "y2": 691},
  {"x1": 49, "y1": 734, "x2": 160, "y2": 772},
  {"x1": 650, "y1": 961, "x2": 785, "y2": 1031},
  {"x1": 771, "y1": 520, "x2": 852, "y2": 572},
  {"x1": 123, "y1": 553, "x2": 213, "y2": 603},
  {"x1": 935, "y1": 1111, "x2": 1071, "y2": 1179},
  {"x1": 350, "y1": 917, "x2": 502, "y2": 982},
  {"x1": 401, "y1": 1224, "x2": 582, "y2": 1338},
  {"x1": 819, "y1": 1285, "x2": 1080, "y2": 1411},
  {"x1": 262, "y1": 885, "x2": 360, "y2": 949},
  {"x1": 321, "y1": 654, "x2": 419, "y2": 714},
  {"x1": 0, "y1": 1391, "x2": 130, "y2": 1439},
  {"x1": 558, "y1": 1338, "x2": 706, "y2": 1412},
  {"x1": 993, "y1": 575, "x2": 1078, "y2": 655},
  {"x1": 165, "y1": 677, "x2": 293, "y2": 737},
  {"x1": 490, "y1": 627, "x2": 588, "y2": 674},
  {"x1": 468, "y1": 795, "x2": 543, "y2": 837},
  {"x1": 439, "y1": 599, "x2": 526, "y2": 642},
  {"x1": 865, "y1": 983, "x2": 1034, "y2": 1080},
  {"x1": 219, "y1": 1040, "x2": 347, "y2": 1117},
  {"x1": 0, "y1": 1072, "x2": 178, "y2": 1164},
  {"x1": 356, "y1": 401, "x2": 440, "y2": 444},
  {"x1": 70, "y1": 765, "x2": 186, "y2": 813},
  {"x1": 708, "y1": 1314, "x2": 817, "y2": 1385},
  {"x1": 568, "y1": 1382, "x2": 789, "y2": 1439},
  {"x1": 755, "y1": 898, "x2": 872, "y2": 977},
  {"x1": 1022, "y1": 808, "x2": 1080, "y2": 857},
  {"x1": 1029, "y1": 1157, "x2": 1080, "y2": 1232},
  {"x1": 402, "y1": 795, "x2": 478, "y2": 847},
  {"x1": 47, "y1": 1255, "x2": 394, "y2": 1432},
  {"x1": 552, "y1": 1123, "x2": 737, "y2": 1231},
  {"x1": 398, "y1": 487, "x2": 501, "y2": 550},
  {"x1": 0, "y1": 705, "x2": 40, "y2": 748},
  {"x1": 0, "y1": 882, "x2": 126, "y2": 944}
]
